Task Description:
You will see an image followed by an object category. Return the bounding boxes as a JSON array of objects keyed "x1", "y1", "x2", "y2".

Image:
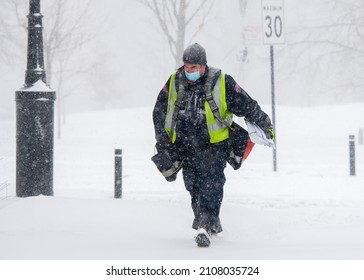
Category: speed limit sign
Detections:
[
  {"x1": 262, "y1": 0, "x2": 285, "y2": 45},
  {"x1": 261, "y1": 1, "x2": 284, "y2": 172}
]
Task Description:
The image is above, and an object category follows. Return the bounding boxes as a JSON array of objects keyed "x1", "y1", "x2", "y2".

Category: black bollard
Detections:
[
  {"x1": 15, "y1": 0, "x2": 56, "y2": 197},
  {"x1": 114, "y1": 149, "x2": 122, "y2": 198},
  {"x1": 349, "y1": 135, "x2": 356, "y2": 176}
]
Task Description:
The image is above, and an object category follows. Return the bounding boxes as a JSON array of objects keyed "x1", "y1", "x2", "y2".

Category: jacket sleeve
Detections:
[
  {"x1": 152, "y1": 77, "x2": 171, "y2": 144},
  {"x1": 225, "y1": 74, "x2": 272, "y2": 130}
]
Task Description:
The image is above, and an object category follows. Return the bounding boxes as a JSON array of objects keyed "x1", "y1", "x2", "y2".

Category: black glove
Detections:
[
  {"x1": 155, "y1": 140, "x2": 172, "y2": 153},
  {"x1": 152, "y1": 141, "x2": 182, "y2": 182}
]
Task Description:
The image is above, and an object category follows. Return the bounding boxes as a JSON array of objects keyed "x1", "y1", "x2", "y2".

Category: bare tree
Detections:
[
  {"x1": 284, "y1": 0, "x2": 364, "y2": 104},
  {"x1": 42, "y1": 0, "x2": 94, "y2": 138},
  {"x1": 137, "y1": 0, "x2": 215, "y2": 68},
  {"x1": 0, "y1": 0, "x2": 96, "y2": 137},
  {"x1": 0, "y1": 0, "x2": 26, "y2": 63}
]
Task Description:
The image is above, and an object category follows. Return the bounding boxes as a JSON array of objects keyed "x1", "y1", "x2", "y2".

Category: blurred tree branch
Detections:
[
  {"x1": 137, "y1": 0, "x2": 215, "y2": 68},
  {"x1": 0, "y1": 0, "x2": 96, "y2": 138},
  {"x1": 284, "y1": 0, "x2": 364, "y2": 103}
]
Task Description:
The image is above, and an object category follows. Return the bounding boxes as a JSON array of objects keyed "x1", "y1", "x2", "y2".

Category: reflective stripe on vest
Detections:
[
  {"x1": 164, "y1": 71, "x2": 232, "y2": 144},
  {"x1": 164, "y1": 72, "x2": 177, "y2": 142},
  {"x1": 204, "y1": 73, "x2": 232, "y2": 143}
]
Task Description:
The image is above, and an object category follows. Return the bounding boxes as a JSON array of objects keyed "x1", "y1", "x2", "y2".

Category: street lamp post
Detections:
[{"x1": 15, "y1": 0, "x2": 56, "y2": 197}]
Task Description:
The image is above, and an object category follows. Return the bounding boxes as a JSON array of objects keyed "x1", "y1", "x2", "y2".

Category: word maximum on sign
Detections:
[{"x1": 262, "y1": 0, "x2": 285, "y2": 45}]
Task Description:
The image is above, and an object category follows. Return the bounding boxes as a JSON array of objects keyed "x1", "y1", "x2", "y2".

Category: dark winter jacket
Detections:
[{"x1": 152, "y1": 66, "x2": 272, "y2": 151}]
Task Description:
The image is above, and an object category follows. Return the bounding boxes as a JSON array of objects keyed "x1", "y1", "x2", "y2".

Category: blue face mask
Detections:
[{"x1": 185, "y1": 70, "x2": 201, "y2": 82}]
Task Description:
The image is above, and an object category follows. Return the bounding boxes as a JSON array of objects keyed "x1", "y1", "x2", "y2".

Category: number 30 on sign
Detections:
[{"x1": 262, "y1": 0, "x2": 285, "y2": 45}]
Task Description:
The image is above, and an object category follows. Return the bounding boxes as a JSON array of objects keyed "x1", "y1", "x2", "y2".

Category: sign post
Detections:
[{"x1": 262, "y1": 0, "x2": 285, "y2": 172}]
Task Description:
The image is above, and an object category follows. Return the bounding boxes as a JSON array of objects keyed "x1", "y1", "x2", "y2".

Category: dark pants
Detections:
[{"x1": 182, "y1": 142, "x2": 228, "y2": 233}]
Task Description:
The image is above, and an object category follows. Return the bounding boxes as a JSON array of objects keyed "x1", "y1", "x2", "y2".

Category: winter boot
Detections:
[{"x1": 195, "y1": 225, "x2": 212, "y2": 247}]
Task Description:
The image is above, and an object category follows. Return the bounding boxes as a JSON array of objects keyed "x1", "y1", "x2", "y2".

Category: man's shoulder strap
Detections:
[
  {"x1": 204, "y1": 67, "x2": 231, "y2": 129},
  {"x1": 205, "y1": 67, "x2": 222, "y2": 89}
]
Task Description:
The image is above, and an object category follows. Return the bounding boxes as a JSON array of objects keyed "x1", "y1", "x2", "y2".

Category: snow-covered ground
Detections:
[{"x1": 0, "y1": 104, "x2": 364, "y2": 262}]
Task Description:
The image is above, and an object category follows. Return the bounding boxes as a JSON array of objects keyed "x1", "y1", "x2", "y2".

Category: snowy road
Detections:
[{"x1": 1, "y1": 105, "x2": 364, "y2": 260}]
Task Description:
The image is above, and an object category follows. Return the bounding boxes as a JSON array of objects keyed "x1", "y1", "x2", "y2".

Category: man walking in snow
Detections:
[{"x1": 152, "y1": 43, "x2": 274, "y2": 247}]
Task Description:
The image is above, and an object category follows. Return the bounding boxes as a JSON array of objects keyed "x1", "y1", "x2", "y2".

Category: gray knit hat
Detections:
[{"x1": 182, "y1": 43, "x2": 207, "y2": 65}]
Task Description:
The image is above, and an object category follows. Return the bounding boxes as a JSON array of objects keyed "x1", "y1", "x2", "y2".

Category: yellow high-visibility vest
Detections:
[{"x1": 164, "y1": 68, "x2": 232, "y2": 143}]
